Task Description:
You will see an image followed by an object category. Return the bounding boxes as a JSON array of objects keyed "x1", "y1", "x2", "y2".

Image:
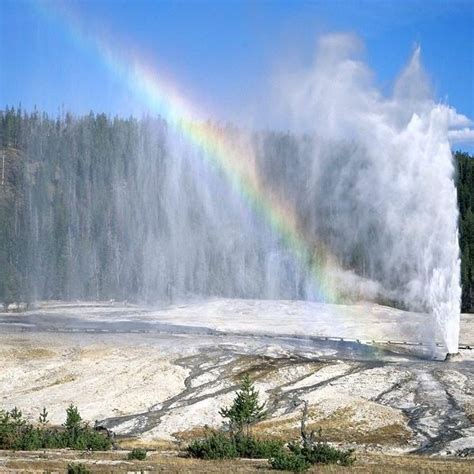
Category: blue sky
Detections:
[{"x1": 0, "y1": 0, "x2": 473, "y2": 148}]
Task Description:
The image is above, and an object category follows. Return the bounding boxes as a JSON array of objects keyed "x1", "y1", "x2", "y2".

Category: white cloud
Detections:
[
  {"x1": 447, "y1": 108, "x2": 472, "y2": 128},
  {"x1": 448, "y1": 128, "x2": 474, "y2": 143}
]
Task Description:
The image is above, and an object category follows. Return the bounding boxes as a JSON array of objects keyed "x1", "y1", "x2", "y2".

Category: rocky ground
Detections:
[{"x1": 1, "y1": 299, "x2": 473, "y2": 470}]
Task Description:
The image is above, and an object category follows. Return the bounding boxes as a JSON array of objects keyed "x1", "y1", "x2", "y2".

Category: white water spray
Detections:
[
  {"x1": 278, "y1": 34, "x2": 462, "y2": 351},
  {"x1": 17, "y1": 34, "x2": 466, "y2": 353}
]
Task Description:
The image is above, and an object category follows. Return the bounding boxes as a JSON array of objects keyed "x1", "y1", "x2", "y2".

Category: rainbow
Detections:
[{"x1": 34, "y1": 0, "x2": 341, "y2": 303}]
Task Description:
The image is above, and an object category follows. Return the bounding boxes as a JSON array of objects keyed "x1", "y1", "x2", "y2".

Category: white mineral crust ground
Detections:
[{"x1": 1, "y1": 299, "x2": 473, "y2": 456}]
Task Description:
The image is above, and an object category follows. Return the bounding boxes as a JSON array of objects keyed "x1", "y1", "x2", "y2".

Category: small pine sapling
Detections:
[
  {"x1": 38, "y1": 407, "x2": 48, "y2": 424},
  {"x1": 219, "y1": 374, "x2": 266, "y2": 437}
]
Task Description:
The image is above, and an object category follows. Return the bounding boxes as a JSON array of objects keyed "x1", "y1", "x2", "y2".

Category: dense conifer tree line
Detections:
[
  {"x1": 0, "y1": 107, "x2": 472, "y2": 311},
  {"x1": 457, "y1": 151, "x2": 474, "y2": 311},
  {"x1": 0, "y1": 107, "x2": 164, "y2": 303}
]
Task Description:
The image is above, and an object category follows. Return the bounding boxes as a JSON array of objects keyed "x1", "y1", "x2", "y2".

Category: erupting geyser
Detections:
[
  {"x1": 13, "y1": 32, "x2": 463, "y2": 353},
  {"x1": 279, "y1": 35, "x2": 463, "y2": 353}
]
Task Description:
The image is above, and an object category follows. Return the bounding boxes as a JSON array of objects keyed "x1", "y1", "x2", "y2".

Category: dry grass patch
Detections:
[
  {"x1": 173, "y1": 425, "x2": 210, "y2": 442},
  {"x1": 1, "y1": 450, "x2": 473, "y2": 473},
  {"x1": 255, "y1": 406, "x2": 411, "y2": 446},
  {"x1": 348, "y1": 452, "x2": 474, "y2": 473},
  {"x1": 311, "y1": 407, "x2": 411, "y2": 445},
  {"x1": 17, "y1": 372, "x2": 78, "y2": 395},
  {"x1": 52, "y1": 373, "x2": 77, "y2": 385},
  {"x1": 1, "y1": 450, "x2": 273, "y2": 473},
  {"x1": 117, "y1": 437, "x2": 176, "y2": 451},
  {"x1": 350, "y1": 423, "x2": 412, "y2": 445},
  {"x1": 6, "y1": 347, "x2": 56, "y2": 360},
  {"x1": 79, "y1": 346, "x2": 112, "y2": 360}
]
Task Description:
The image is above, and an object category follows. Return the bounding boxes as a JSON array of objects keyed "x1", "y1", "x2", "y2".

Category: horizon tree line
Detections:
[{"x1": 0, "y1": 106, "x2": 473, "y2": 312}]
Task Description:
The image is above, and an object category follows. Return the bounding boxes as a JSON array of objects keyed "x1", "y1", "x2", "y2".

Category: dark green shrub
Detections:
[
  {"x1": 186, "y1": 431, "x2": 284, "y2": 460},
  {"x1": 0, "y1": 406, "x2": 111, "y2": 451},
  {"x1": 187, "y1": 431, "x2": 238, "y2": 459},
  {"x1": 234, "y1": 434, "x2": 284, "y2": 458},
  {"x1": 67, "y1": 463, "x2": 90, "y2": 474},
  {"x1": 268, "y1": 400, "x2": 355, "y2": 470},
  {"x1": 270, "y1": 439, "x2": 355, "y2": 471},
  {"x1": 69, "y1": 425, "x2": 112, "y2": 450},
  {"x1": 269, "y1": 450, "x2": 310, "y2": 472},
  {"x1": 0, "y1": 408, "x2": 32, "y2": 450},
  {"x1": 289, "y1": 440, "x2": 355, "y2": 466},
  {"x1": 269, "y1": 441, "x2": 355, "y2": 471},
  {"x1": 127, "y1": 447, "x2": 147, "y2": 460}
]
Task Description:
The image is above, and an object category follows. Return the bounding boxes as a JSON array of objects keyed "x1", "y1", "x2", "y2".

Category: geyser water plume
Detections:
[{"x1": 278, "y1": 34, "x2": 461, "y2": 352}]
